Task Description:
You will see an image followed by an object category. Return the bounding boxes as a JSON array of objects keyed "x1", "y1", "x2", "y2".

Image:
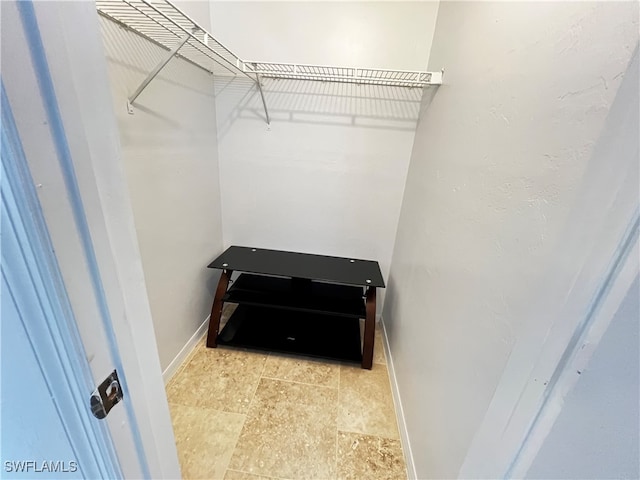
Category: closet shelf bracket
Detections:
[
  {"x1": 126, "y1": 30, "x2": 192, "y2": 114},
  {"x1": 254, "y1": 71, "x2": 271, "y2": 125}
]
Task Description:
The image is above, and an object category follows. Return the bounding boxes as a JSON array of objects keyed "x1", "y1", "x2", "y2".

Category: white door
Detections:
[
  {"x1": 1, "y1": 90, "x2": 127, "y2": 478},
  {"x1": 1, "y1": 1, "x2": 180, "y2": 478}
]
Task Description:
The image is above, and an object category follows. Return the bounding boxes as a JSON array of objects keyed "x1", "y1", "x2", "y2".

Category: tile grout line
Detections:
[
  {"x1": 260, "y1": 374, "x2": 340, "y2": 390},
  {"x1": 167, "y1": 400, "x2": 247, "y2": 419},
  {"x1": 173, "y1": 341, "x2": 400, "y2": 479},
  {"x1": 171, "y1": 338, "x2": 401, "y2": 479},
  {"x1": 167, "y1": 398, "x2": 248, "y2": 479},
  {"x1": 225, "y1": 468, "x2": 285, "y2": 480},
  {"x1": 220, "y1": 416, "x2": 250, "y2": 479},
  {"x1": 241, "y1": 351, "x2": 270, "y2": 413},
  {"x1": 336, "y1": 427, "x2": 401, "y2": 442},
  {"x1": 214, "y1": 349, "x2": 266, "y2": 479},
  {"x1": 260, "y1": 356, "x2": 342, "y2": 479},
  {"x1": 239, "y1": 350, "x2": 269, "y2": 416}
]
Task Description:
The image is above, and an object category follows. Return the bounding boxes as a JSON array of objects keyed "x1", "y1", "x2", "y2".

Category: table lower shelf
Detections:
[{"x1": 218, "y1": 304, "x2": 363, "y2": 363}]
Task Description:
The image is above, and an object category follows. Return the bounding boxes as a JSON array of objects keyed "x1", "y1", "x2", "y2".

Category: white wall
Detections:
[
  {"x1": 210, "y1": 1, "x2": 437, "y2": 70},
  {"x1": 210, "y1": 2, "x2": 439, "y2": 304},
  {"x1": 172, "y1": 0, "x2": 212, "y2": 31},
  {"x1": 383, "y1": 2, "x2": 639, "y2": 478},
  {"x1": 526, "y1": 276, "x2": 639, "y2": 480},
  {"x1": 99, "y1": 17, "x2": 224, "y2": 371}
]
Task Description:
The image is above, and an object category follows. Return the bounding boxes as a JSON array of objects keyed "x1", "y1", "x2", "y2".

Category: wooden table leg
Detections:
[
  {"x1": 362, "y1": 286, "x2": 376, "y2": 369},
  {"x1": 206, "y1": 269, "x2": 232, "y2": 348}
]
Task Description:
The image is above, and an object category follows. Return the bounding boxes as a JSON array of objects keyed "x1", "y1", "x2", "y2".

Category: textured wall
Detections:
[
  {"x1": 210, "y1": 1, "x2": 438, "y2": 70},
  {"x1": 172, "y1": 0, "x2": 212, "y2": 31},
  {"x1": 100, "y1": 17, "x2": 224, "y2": 371},
  {"x1": 383, "y1": 2, "x2": 638, "y2": 478},
  {"x1": 209, "y1": 2, "x2": 440, "y2": 305}
]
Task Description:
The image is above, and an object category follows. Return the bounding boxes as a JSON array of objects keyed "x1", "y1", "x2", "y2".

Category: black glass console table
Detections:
[{"x1": 206, "y1": 246, "x2": 385, "y2": 369}]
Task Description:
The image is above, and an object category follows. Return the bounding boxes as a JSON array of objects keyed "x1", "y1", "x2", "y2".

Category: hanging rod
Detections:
[{"x1": 96, "y1": 0, "x2": 443, "y2": 124}]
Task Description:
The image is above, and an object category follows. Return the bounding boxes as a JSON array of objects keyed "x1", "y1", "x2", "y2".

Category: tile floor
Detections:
[{"x1": 165, "y1": 305, "x2": 407, "y2": 480}]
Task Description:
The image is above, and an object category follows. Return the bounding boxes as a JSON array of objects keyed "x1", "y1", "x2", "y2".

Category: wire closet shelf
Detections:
[
  {"x1": 245, "y1": 62, "x2": 442, "y2": 87},
  {"x1": 96, "y1": 0, "x2": 443, "y2": 122}
]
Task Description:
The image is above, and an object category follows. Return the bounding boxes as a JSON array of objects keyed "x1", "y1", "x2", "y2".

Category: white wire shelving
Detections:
[
  {"x1": 96, "y1": 0, "x2": 443, "y2": 124},
  {"x1": 245, "y1": 62, "x2": 442, "y2": 88}
]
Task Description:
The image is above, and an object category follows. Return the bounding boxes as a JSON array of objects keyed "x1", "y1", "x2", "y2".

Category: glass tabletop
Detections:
[{"x1": 208, "y1": 246, "x2": 385, "y2": 288}]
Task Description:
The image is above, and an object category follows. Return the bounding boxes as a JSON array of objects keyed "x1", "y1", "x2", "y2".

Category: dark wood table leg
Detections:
[
  {"x1": 362, "y1": 286, "x2": 376, "y2": 369},
  {"x1": 206, "y1": 269, "x2": 233, "y2": 348}
]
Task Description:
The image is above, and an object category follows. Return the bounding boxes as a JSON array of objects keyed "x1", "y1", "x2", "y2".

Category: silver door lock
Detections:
[{"x1": 90, "y1": 370, "x2": 123, "y2": 419}]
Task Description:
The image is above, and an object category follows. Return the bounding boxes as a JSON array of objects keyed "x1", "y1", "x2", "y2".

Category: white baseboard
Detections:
[
  {"x1": 380, "y1": 318, "x2": 417, "y2": 480},
  {"x1": 162, "y1": 315, "x2": 210, "y2": 384}
]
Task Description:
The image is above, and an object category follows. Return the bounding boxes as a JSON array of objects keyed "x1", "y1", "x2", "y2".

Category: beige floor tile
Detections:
[
  {"x1": 169, "y1": 404, "x2": 245, "y2": 480},
  {"x1": 228, "y1": 378, "x2": 338, "y2": 479},
  {"x1": 373, "y1": 327, "x2": 386, "y2": 365},
  {"x1": 359, "y1": 319, "x2": 387, "y2": 366},
  {"x1": 165, "y1": 343, "x2": 204, "y2": 395},
  {"x1": 338, "y1": 363, "x2": 400, "y2": 439},
  {"x1": 223, "y1": 469, "x2": 274, "y2": 480},
  {"x1": 166, "y1": 346, "x2": 267, "y2": 414},
  {"x1": 337, "y1": 431, "x2": 407, "y2": 480},
  {"x1": 220, "y1": 303, "x2": 238, "y2": 331},
  {"x1": 262, "y1": 353, "x2": 340, "y2": 388}
]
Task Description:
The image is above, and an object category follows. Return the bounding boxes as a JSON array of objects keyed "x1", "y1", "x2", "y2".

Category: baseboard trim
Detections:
[
  {"x1": 162, "y1": 315, "x2": 210, "y2": 384},
  {"x1": 381, "y1": 317, "x2": 417, "y2": 480}
]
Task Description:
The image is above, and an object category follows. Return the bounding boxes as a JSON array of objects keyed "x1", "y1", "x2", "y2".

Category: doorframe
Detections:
[
  {"x1": 458, "y1": 46, "x2": 639, "y2": 479},
  {"x1": 458, "y1": 214, "x2": 639, "y2": 479},
  {"x1": 3, "y1": 2, "x2": 181, "y2": 478},
  {"x1": 505, "y1": 218, "x2": 639, "y2": 477}
]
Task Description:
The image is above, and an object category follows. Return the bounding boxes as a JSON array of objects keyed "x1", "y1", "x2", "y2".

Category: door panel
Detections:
[
  {"x1": 2, "y1": 280, "x2": 82, "y2": 479},
  {"x1": 1, "y1": 88, "x2": 121, "y2": 478},
  {"x1": 0, "y1": 1, "x2": 167, "y2": 478}
]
